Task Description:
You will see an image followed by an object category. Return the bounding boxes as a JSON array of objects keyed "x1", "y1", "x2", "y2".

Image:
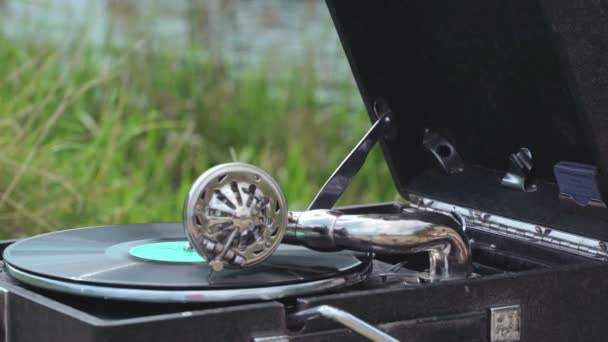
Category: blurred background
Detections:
[{"x1": 0, "y1": 0, "x2": 396, "y2": 238}]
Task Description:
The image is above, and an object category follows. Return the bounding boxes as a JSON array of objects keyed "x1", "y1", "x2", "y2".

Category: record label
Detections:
[{"x1": 128, "y1": 241, "x2": 206, "y2": 263}]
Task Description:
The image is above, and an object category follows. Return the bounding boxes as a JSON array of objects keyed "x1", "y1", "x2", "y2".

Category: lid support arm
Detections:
[{"x1": 308, "y1": 111, "x2": 394, "y2": 210}]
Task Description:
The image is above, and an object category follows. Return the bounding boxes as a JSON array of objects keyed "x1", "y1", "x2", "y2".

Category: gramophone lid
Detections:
[{"x1": 328, "y1": 1, "x2": 608, "y2": 240}]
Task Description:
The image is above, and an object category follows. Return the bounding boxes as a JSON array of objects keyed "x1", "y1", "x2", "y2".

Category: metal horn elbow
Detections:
[{"x1": 286, "y1": 209, "x2": 472, "y2": 282}]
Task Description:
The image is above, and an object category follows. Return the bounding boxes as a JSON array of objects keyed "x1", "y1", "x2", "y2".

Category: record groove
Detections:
[{"x1": 3, "y1": 223, "x2": 371, "y2": 302}]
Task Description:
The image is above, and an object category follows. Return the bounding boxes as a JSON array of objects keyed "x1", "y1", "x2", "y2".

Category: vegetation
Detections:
[{"x1": 0, "y1": 20, "x2": 396, "y2": 238}]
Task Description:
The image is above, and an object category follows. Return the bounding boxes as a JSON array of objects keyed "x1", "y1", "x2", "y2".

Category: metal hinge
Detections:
[{"x1": 410, "y1": 195, "x2": 608, "y2": 261}]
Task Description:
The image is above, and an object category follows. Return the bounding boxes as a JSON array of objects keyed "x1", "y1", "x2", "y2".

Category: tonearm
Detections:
[{"x1": 183, "y1": 109, "x2": 472, "y2": 282}]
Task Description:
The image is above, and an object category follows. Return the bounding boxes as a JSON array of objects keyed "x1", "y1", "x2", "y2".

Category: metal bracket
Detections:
[
  {"x1": 422, "y1": 130, "x2": 464, "y2": 175},
  {"x1": 490, "y1": 305, "x2": 521, "y2": 342},
  {"x1": 308, "y1": 105, "x2": 395, "y2": 210},
  {"x1": 501, "y1": 148, "x2": 536, "y2": 192}
]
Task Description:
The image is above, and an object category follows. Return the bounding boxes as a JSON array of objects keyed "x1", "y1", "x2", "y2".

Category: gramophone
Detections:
[{"x1": 2, "y1": 1, "x2": 608, "y2": 341}]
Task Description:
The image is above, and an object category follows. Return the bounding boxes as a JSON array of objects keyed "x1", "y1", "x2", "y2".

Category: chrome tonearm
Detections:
[
  {"x1": 183, "y1": 162, "x2": 471, "y2": 281},
  {"x1": 184, "y1": 109, "x2": 472, "y2": 281}
]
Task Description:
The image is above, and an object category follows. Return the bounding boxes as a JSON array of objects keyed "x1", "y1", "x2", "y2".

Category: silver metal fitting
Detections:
[
  {"x1": 184, "y1": 163, "x2": 472, "y2": 281},
  {"x1": 501, "y1": 148, "x2": 536, "y2": 192}
]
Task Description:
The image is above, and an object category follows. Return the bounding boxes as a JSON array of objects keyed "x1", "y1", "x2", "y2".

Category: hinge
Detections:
[{"x1": 410, "y1": 195, "x2": 608, "y2": 261}]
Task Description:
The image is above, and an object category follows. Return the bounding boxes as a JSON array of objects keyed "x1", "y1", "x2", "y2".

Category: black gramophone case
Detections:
[
  {"x1": 326, "y1": 0, "x2": 608, "y2": 341},
  {"x1": 327, "y1": 0, "x2": 608, "y2": 234},
  {"x1": 2, "y1": 1, "x2": 608, "y2": 342}
]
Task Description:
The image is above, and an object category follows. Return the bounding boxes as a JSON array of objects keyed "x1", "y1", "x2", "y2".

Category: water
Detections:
[{"x1": 0, "y1": 0, "x2": 356, "y2": 87}]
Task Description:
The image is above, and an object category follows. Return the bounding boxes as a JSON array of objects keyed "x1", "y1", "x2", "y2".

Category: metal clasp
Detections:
[{"x1": 501, "y1": 148, "x2": 536, "y2": 192}]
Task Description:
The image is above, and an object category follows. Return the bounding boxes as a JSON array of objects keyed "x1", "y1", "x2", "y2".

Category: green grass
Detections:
[{"x1": 0, "y1": 33, "x2": 397, "y2": 238}]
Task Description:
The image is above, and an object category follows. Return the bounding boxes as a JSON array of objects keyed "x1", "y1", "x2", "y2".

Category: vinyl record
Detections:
[{"x1": 3, "y1": 223, "x2": 371, "y2": 302}]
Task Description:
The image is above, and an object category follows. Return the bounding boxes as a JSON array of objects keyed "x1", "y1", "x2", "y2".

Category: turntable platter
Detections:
[{"x1": 3, "y1": 223, "x2": 371, "y2": 303}]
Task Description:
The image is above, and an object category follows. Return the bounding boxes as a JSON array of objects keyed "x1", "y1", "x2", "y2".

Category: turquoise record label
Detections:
[{"x1": 129, "y1": 241, "x2": 206, "y2": 263}]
